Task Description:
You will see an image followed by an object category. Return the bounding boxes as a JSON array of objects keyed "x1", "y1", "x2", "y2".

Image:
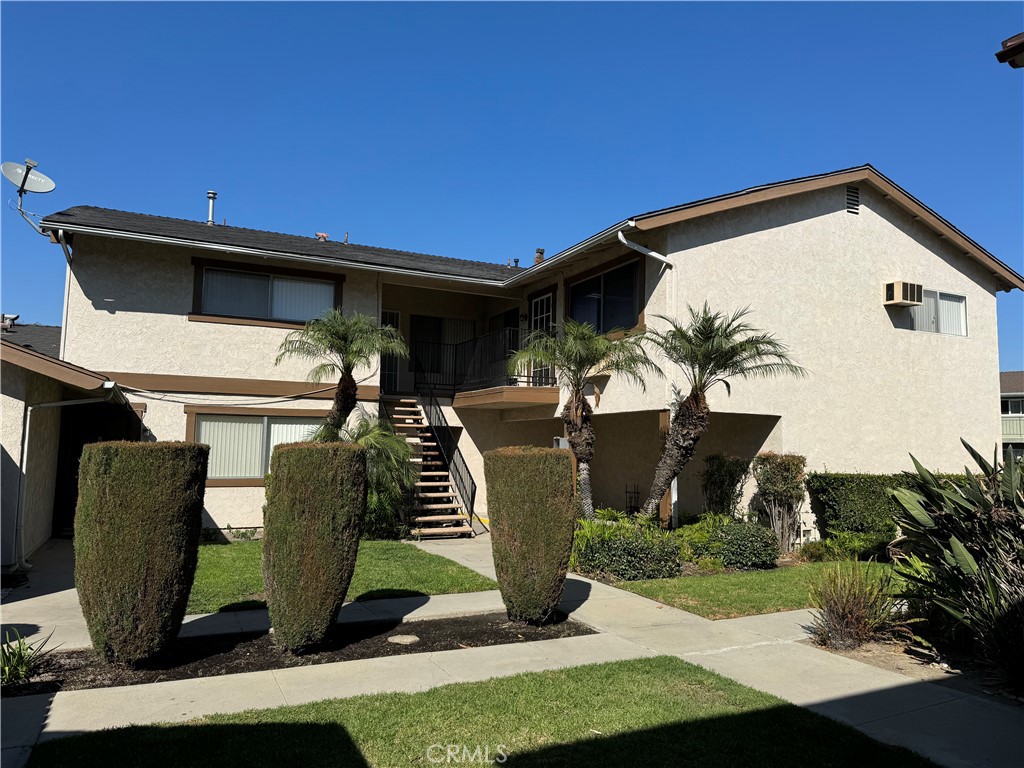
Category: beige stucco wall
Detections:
[
  {"x1": 514, "y1": 185, "x2": 1002, "y2": 477},
  {"x1": 62, "y1": 236, "x2": 381, "y2": 386},
  {"x1": 138, "y1": 393, "x2": 367, "y2": 529},
  {"x1": 1, "y1": 365, "x2": 63, "y2": 565}
]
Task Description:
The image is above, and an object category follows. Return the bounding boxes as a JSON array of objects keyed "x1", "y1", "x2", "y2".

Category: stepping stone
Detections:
[{"x1": 388, "y1": 634, "x2": 420, "y2": 645}]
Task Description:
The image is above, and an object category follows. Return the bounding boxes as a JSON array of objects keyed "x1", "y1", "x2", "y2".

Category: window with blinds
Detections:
[
  {"x1": 196, "y1": 414, "x2": 322, "y2": 479},
  {"x1": 201, "y1": 268, "x2": 335, "y2": 322},
  {"x1": 909, "y1": 290, "x2": 967, "y2": 337}
]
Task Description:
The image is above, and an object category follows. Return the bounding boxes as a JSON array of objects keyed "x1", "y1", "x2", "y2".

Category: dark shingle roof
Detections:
[
  {"x1": 1001, "y1": 371, "x2": 1024, "y2": 394},
  {"x1": 1, "y1": 324, "x2": 61, "y2": 358},
  {"x1": 40, "y1": 206, "x2": 522, "y2": 282}
]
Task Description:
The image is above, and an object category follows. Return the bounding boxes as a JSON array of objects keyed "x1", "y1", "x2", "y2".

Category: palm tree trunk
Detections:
[
  {"x1": 642, "y1": 389, "x2": 710, "y2": 519},
  {"x1": 577, "y1": 460, "x2": 594, "y2": 519},
  {"x1": 562, "y1": 391, "x2": 596, "y2": 519},
  {"x1": 327, "y1": 371, "x2": 359, "y2": 431}
]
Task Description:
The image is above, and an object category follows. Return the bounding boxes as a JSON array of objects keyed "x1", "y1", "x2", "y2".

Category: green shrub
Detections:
[
  {"x1": 810, "y1": 562, "x2": 898, "y2": 650},
  {"x1": 677, "y1": 513, "x2": 732, "y2": 561},
  {"x1": 805, "y1": 473, "x2": 901, "y2": 539},
  {"x1": 891, "y1": 443, "x2": 1024, "y2": 693},
  {"x1": 263, "y1": 442, "x2": 367, "y2": 652},
  {"x1": 751, "y1": 452, "x2": 806, "y2": 553},
  {"x1": 695, "y1": 557, "x2": 725, "y2": 574},
  {"x1": 700, "y1": 453, "x2": 751, "y2": 518},
  {"x1": 1, "y1": 629, "x2": 56, "y2": 686},
  {"x1": 483, "y1": 446, "x2": 578, "y2": 624},
  {"x1": 572, "y1": 519, "x2": 681, "y2": 581},
  {"x1": 75, "y1": 441, "x2": 209, "y2": 666},
  {"x1": 801, "y1": 531, "x2": 890, "y2": 562},
  {"x1": 718, "y1": 522, "x2": 780, "y2": 569},
  {"x1": 594, "y1": 507, "x2": 629, "y2": 523}
]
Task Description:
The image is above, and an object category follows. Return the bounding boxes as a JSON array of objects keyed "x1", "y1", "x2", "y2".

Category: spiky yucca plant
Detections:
[{"x1": 890, "y1": 441, "x2": 1024, "y2": 692}]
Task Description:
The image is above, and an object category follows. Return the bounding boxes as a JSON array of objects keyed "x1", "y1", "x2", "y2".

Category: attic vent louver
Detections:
[{"x1": 846, "y1": 185, "x2": 860, "y2": 214}]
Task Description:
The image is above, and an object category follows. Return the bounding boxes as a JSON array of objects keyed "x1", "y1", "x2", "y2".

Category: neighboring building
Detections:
[
  {"x1": 35, "y1": 164, "x2": 1023, "y2": 540},
  {"x1": 0, "y1": 321, "x2": 61, "y2": 358},
  {"x1": 1001, "y1": 370, "x2": 1024, "y2": 459},
  {"x1": 1, "y1": 339, "x2": 140, "y2": 570}
]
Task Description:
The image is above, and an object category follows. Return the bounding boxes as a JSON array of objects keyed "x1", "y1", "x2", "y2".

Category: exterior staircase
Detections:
[{"x1": 382, "y1": 397, "x2": 474, "y2": 539}]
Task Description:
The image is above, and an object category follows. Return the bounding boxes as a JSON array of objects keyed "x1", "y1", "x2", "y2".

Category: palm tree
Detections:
[
  {"x1": 340, "y1": 416, "x2": 417, "y2": 539},
  {"x1": 276, "y1": 310, "x2": 408, "y2": 439},
  {"x1": 509, "y1": 319, "x2": 659, "y2": 519},
  {"x1": 641, "y1": 303, "x2": 806, "y2": 518}
]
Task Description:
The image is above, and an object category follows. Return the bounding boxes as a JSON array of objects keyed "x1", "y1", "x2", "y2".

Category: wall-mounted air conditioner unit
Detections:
[{"x1": 883, "y1": 281, "x2": 923, "y2": 306}]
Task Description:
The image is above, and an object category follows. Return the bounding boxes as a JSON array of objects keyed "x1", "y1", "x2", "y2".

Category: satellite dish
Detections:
[{"x1": 2, "y1": 160, "x2": 56, "y2": 194}]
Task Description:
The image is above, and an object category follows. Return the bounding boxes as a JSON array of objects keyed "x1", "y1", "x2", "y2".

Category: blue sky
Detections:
[{"x1": 2, "y1": 2, "x2": 1022, "y2": 368}]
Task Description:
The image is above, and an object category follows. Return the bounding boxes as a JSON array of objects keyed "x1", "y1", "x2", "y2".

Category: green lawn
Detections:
[
  {"x1": 26, "y1": 656, "x2": 934, "y2": 768},
  {"x1": 186, "y1": 540, "x2": 496, "y2": 614},
  {"x1": 623, "y1": 562, "x2": 888, "y2": 620}
]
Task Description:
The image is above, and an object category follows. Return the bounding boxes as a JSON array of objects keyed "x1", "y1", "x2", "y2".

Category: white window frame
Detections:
[
  {"x1": 201, "y1": 266, "x2": 335, "y2": 323},
  {"x1": 910, "y1": 289, "x2": 968, "y2": 337}
]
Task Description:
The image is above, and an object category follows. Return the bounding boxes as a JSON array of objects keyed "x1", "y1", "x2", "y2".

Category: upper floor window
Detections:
[
  {"x1": 1003, "y1": 398, "x2": 1024, "y2": 415},
  {"x1": 568, "y1": 260, "x2": 640, "y2": 333},
  {"x1": 909, "y1": 290, "x2": 967, "y2": 337},
  {"x1": 200, "y1": 267, "x2": 335, "y2": 323}
]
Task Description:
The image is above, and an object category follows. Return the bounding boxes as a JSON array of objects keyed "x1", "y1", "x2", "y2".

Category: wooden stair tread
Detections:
[
  {"x1": 415, "y1": 481, "x2": 453, "y2": 486},
  {"x1": 413, "y1": 514, "x2": 469, "y2": 523},
  {"x1": 412, "y1": 526, "x2": 472, "y2": 537},
  {"x1": 414, "y1": 503, "x2": 462, "y2": 510}
]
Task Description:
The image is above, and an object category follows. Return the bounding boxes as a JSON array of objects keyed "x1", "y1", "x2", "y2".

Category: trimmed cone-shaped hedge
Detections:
[
  {"x1": 263, "y1": 442, "x2": 367, "y2": 652},
  {"x1": 484, "y1": 446, "x2": 578, "y2": 624},
  {"x1": 75, "y1": 441, "x2": 209, "y2": 666}
]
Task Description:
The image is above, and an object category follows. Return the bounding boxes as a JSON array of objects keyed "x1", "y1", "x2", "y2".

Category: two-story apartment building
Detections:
[
  {"x1": 29, "y1": 164, "x2": 1023, "y2": 543},
  {"x1": 1002, "y1": 370, "x2": 1024, "y2": 460}
]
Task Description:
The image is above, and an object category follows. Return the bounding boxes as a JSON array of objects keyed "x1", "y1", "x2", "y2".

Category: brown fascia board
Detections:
[
  {"x1": 629, "y1": 166, "x2": 1024, "y2": 292},
  {"x1": 1, "y1": 339, "x2": 119, "y2": 395},
  {"x1": 996, "y1": 32, "x2": 1024, "y2": 67}
]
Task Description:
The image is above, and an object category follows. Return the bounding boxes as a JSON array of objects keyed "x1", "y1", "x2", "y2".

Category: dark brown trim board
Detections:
[
  {"x1": 2, "y1": 339, "x2": 112, "y2": 393},
  {"x1": 453, "y1": 386, "x2": 560, "y2": 410},
  {"x1": 103, "y1": 372, "x2": 379, "y2": 402},
  {"x1": 186, "y1": 313, "x2": 307, "y2": 330},
  {"x1": 658, "y1": 410, "x2": 672, "y2": 528}
]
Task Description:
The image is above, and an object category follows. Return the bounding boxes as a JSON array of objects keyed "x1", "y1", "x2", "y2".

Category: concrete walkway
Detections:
[{"x1": 3, "y1": 535, "x2": 1021, "y2": 768}]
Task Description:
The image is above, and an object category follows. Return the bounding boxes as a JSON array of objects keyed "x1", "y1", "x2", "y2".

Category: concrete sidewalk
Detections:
[{"x1": 3, "y1": 535, "x2": 1021, "y2": 768}]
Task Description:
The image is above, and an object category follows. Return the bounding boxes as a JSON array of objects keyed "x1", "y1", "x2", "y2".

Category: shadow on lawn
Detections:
[{"x1": 25, "y1": 698, "x2": 944, "y2": 768}]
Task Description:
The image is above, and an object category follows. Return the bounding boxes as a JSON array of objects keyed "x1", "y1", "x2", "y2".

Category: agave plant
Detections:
[{"x1": 889, "y1": 441, "x2": 1024, "y2": 692}]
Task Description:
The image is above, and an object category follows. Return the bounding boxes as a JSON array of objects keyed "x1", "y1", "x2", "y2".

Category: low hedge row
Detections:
[
  {"x1": 572, "y1": 519, "x2": 681, "y2": 581},
  {"x1": 678, "y1": 516, "x2": 778, "y2": 570},
  {"x1": 805, "y1": 471, "x2": 967, "y2": 540}
]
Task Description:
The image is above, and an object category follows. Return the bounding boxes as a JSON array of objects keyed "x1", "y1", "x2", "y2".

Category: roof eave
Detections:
[{"x1": 38, "y1": 221, "x2": 512, "y2": 287}]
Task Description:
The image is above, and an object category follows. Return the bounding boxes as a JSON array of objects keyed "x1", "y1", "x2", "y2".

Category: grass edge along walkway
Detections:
[
  {"x1": 187, "y1": 540, "x2": 496, "y2": 615},
  {"x1": 26, "y1": 656, "x2": 936, "y2": 768},
  {"x1": 622, "y1": 561, "x2": 889, "y2": 619}
]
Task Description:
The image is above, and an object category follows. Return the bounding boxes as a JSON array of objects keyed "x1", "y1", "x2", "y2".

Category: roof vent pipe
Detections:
[
  {"x1": 513, "y1": 258, "x2": 519, "y2": 268},
  {"x1": 206, "y1": 191, "x2": 217, "y2": 226},
  {"x1": 534, "y1": 248, "x2": 545, "y2": 265}
]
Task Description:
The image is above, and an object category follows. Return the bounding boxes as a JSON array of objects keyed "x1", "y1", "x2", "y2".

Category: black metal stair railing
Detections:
[{"x1": 411, "y1": 357, "x2": 482, "y2": 531}]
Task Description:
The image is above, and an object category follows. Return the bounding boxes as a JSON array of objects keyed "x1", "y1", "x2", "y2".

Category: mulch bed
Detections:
[{"x1": 4, "y1": 611, "x2": 592, "y2": 698}]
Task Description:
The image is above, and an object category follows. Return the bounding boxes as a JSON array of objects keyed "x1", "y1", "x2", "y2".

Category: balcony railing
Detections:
[
  {"x1": 1003, "y1": 414, "x2": 1024, "y2": 442},
  {"x1": 412, "y1": 327, "x2": 555, "y2": 398}
]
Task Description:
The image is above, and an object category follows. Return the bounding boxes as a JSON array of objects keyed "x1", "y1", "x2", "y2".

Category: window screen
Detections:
[
  {"x1": 202, "y1": 268, "x2": 334, "y2": 322},
  {"x1": 909, "y1": 289, "x2": 966, "y2": 337},
  {"x1": 197, "y1": 414, "x2": 322, "y2": 479},
  {"x1": 568, "y1": 260, "x2": 639, "y2": 333}
]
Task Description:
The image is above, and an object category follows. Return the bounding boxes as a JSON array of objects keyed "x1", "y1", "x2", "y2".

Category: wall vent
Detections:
[{"x1": 846, "y1": 185, "x2": 860, "y2": 214}]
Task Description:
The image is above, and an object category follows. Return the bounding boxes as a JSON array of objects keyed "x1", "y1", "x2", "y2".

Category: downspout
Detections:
[
  {"x1": 10, "y1": 382, "x2": 118, "y2": 572},
  {"x1": 617, "y1": 229, "x2": 673, "y2": 268}
]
